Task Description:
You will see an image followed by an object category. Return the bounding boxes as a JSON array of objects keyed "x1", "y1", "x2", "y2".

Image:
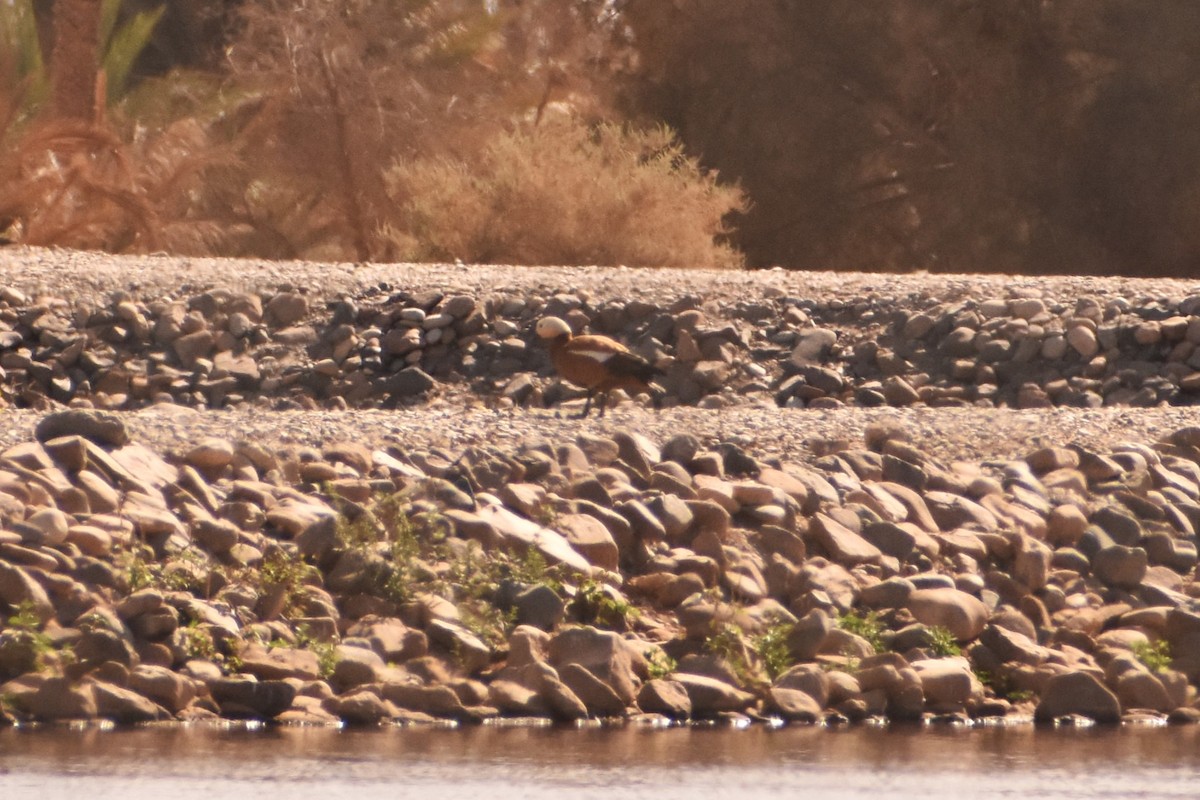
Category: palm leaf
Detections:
[{"x1": 102, "y1": 3, "x2": 165, "y2": 103}]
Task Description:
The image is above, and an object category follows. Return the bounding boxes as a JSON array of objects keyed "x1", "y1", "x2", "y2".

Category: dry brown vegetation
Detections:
[
  {"x1": 10, "y1": 2, "x2": 1197, "y2": 276},
  {"x1": 0, "y1": 0, "x2": 745, "y2": 267},
  {"x1": 383, "y1": 119, "x2": 744, "y2": 268}
]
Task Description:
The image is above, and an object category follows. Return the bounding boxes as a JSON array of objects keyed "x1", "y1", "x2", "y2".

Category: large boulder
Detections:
[
  {"x1": 765, "y1": 687, "x2": 822, "y2": 722},
  {"x1": 127, "y1": 665, "x2": 198, "y2": 713},
  {"x1": 548, "y1": 627, "x2": 639, "y2": 705},
  {"x1": 1092, "y1": 546, "x2": 1148, "y2": 590},
  {"x1": 1166, "y1": 609, "x2": 1200, "y2": 680},
  {"x1": 906, "y1": 588, "x2": 988, "y2": 642},
  {"x1": 673, "y1": 673, "x2": 756, "y2": 716},
  {"x1": 35, "y1": 409, "x2": 128, "y2": 447},
  {"x1": 380, "y1": 683, "x2": 470, "y2": 719},
  {"x1": 94, "y1": 682, "x2": 172, "y2": 723},
  {"x1": 1115, "y1": 670, "x2": 1177, "y2": 714},
  {"x1": 28, "y1": 677, "x2": 97, "y2": 720},
  {"x1": 786, "y1": 609, "x2": 833, "y2": 661},
  {"x1": 0, "y1": 562, "x2": 54, "y2": 623},
  {"x1": 1034, "y1": 670, "x2": 1121, "y2": 723},
  {"x1": 558, "y1": 663, "x2": 628, "y2": 717},
  {"x1": 637, "y1": 679, "x2": 692, "y2": 719},
  {"x1": 237, "y1": 643, "x2": 322, "y2": 681},
  {"x1": 910, "y1": 657, "x2": 977, "y2": 709},
  {"x1": 209, "y1": 677, "x2": 298, "y2": 719},
  {"x1": 324, "y1": 691, "x2": 395, "y2": 725},
  {"x1": 775, "y1": 664, "x2": 830, "y2": 708}
]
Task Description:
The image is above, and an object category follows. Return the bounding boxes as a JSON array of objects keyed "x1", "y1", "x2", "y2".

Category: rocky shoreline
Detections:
[
  {"x1": 1, "y1": 407, "x2": 1199, "y2": 728},
  {"x1": 1, "y1": 247, "x2": 1200, "y2": 729}
]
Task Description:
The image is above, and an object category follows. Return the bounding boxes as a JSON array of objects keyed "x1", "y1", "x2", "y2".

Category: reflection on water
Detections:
[{"x1": 2, "y1": 723, "x2": 1199, "y2": 800}]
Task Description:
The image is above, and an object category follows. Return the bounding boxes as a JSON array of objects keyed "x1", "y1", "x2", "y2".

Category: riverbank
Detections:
[{"x1": 0, "y1": 247, "x2": 1199, "y2": 728}]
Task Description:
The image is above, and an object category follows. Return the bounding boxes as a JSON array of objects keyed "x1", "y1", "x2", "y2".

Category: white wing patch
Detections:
[{"x1": 570, "y1": 348, "x2": 617, "y2": 365}]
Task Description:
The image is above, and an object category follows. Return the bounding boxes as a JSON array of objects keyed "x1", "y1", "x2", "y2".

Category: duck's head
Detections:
[{"x1": 535, "y1": 316, "x2": 573, "y2": 339}]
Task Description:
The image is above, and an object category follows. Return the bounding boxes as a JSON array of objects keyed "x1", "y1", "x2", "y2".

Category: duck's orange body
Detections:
[{"x1": 536, "y1": 317, "x2": 661, "y2": 417}]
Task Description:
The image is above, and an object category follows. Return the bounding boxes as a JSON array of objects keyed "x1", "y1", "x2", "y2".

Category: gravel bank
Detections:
[
  {"x1": 4, "y1": 245, "x2": 1200, "y2": 462},
  {"x1": 0, "y1": 404, "x2": 1196, "y2": 469}
]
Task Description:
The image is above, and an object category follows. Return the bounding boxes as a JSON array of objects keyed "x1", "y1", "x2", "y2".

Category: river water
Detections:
[{"x1": 1, "y1": 722, "x2": 1198, "y2": 800}]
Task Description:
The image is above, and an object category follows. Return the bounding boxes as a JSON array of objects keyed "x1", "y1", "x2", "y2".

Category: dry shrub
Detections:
[
  {"x1": 0, "y1": 118, "x2": 154, "y2": 249},
  {"x1": 1, "y1": 0, "x2": 748, "y2": 267},
  {"x1": 0, "y1": 0, "x2": 231, "y2": 252},
  {"x1": 220, "y1": 0, "x2": 637, "y2": 262},
  {"x1": 382, "y1": 118, "x2": 745, "y2": 268},
  {"x1": 0, "y1": 110, "x2": 230, "y2": 253},
  {"x1": 218, "y1": 0, "x2": 743, "y2": 267}
]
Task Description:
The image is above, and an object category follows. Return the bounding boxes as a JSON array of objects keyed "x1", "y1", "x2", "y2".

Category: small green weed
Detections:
[
  {"x1": 460, "y1": 602, "x2": 517, "y2": 649},
  {"x1": 1132, "y1": 640, "x2": 1173, "y2": 673},
  {"x1": 295, "y1": 624, "x2": 339, "y2": 679},
  {"x1": 753, "y1": 616, "x2": 795, "y2": 680},
  {"x1": 382, "y1": 516, "x2": 422, "y2": 604},
  {"x1": 975, "y1": 668, "x2": 1035, "y2": 703},
  {"x1": 259, "y1": 546, "x2": 317, "y2": 616},
  {"x1": 837, "y1": 609, "x2": 886, "y2": 654},
  {"x1": 510, "y1": 548, "x2": 550, "y2": 586},
  {"x1": 335, "y1": 510, "x2": 382, "y2": 551},
  {"x1": 2, "y1": 600, "x2": 56, "y2": 673},
  {"x1": 532, "y1": 499, "x2": 559, "y2": 528},
  {"x1": 181, "y1": 620, "x2": 217, "y2": 660},
  {"x1": 928, "y1": 625, "x2": 962, "y2": 658},
  {"x1": 705, "y1": 622, "x2": 764, "y2": 688},
  {"x1": 570, "y1": 579, "x2": 639, "y2": 630},
  {"x1": 223, "y1": 644, "x2": 244, "y2": 675},
  {"x1": 122, "y1": 547, "x2": 157, "y2": 591},
  {"x1": 6, "y1": 600, "x2": 43, "y2": 635},
  {"x1": 646, "y1": 649, "x2": 677, "y2": 680},
  {"x1": 1007, "y1": 688, "x2": 1035, "y2": 704}
]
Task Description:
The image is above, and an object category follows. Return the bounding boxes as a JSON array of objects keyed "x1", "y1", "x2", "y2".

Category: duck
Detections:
[{"x1": 535, "y1": 316, "x2": 663, "y2": 418}]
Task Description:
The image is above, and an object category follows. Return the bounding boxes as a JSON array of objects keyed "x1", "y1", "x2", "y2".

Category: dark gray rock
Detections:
[
  {"x1": 35, "y1": 409, "x2": 128, "y2": 447},
  {"x1": 386, "y1": 367, "x2": 437, "y2": 398},
  {"x1": 209, "y1": 677, "x2": 298, "y2": 719}
]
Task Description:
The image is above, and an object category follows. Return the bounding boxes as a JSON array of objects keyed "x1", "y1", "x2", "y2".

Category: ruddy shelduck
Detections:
[{"x1": 535, "y1": 316, "x2": 662, "y2": 418}]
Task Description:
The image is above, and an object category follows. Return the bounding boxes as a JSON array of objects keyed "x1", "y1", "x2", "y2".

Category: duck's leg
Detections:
[
  {"x1": 578, "y1": 389, "x2": 595, "y2": 419},
  {"x1": 597, "y1": 390, "x2": 610, "y2": 417}
]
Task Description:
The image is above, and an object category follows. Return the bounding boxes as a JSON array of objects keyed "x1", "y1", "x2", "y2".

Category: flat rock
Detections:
[
  {"x1": 673, "y1": 672, "x2": 755, "y2": 715},
  {"x1": 238, "y1": 643, "x2": 322, "y2": 681},
  {"x1": 94, "y1": 681, "x2": 172, "y2": 723},
  {"x1": 477, "y1": 500, "x2": 591, "y2": 574},
  {"x1": 810, "y1": 512, "x2": 883, "y2": 566}
]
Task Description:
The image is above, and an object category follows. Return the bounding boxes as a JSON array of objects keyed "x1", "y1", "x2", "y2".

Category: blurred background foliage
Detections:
[{"x1": 2, "y1": 0, "x2": 1199, "y2": 276}]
